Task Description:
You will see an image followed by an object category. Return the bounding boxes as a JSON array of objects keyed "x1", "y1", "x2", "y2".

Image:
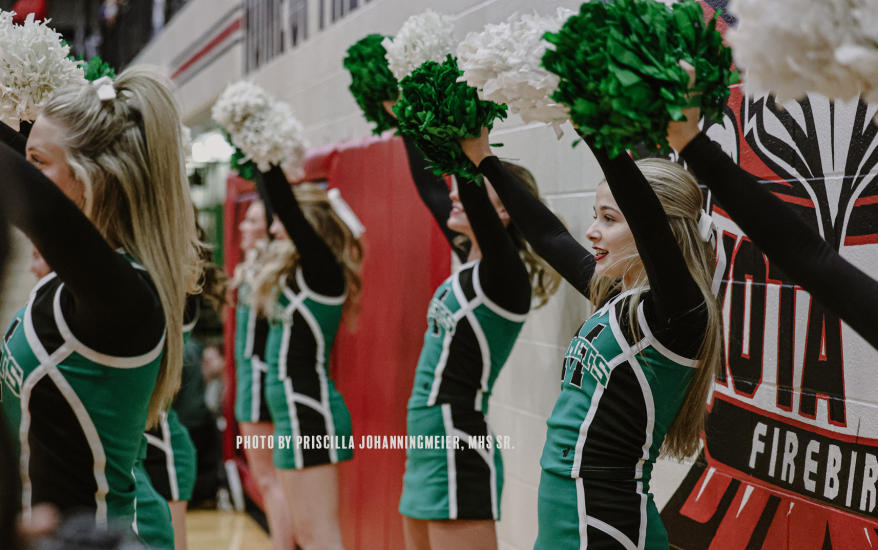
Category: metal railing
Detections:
[
  {"x1": 245, "y1": 0, "x2": 283, "y2": 73},
  {"x1": 246, "y1": 0, "x2": 374, "y2": 73}
]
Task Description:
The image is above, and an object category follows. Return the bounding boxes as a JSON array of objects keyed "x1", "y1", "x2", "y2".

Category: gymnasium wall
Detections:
[{"x1": 138, "y1": 0, "x2": 878, "y2": 548}]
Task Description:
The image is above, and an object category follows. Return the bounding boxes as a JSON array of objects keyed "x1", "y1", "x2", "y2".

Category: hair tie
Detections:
[
  {"x1": 698, "y1": 209, "x2": 727, "y2": 297},
  {"x1": 92, "y1": 76, "x2": 116, "y2": 101},
  {"x1": 697, "y1": 210, "x2": 715, "y2": 243},
  {"x1": 327, "y1": 188, "x2": 365, "y2": 239}
]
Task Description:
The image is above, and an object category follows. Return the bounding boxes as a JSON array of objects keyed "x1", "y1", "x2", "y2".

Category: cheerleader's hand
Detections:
[
  {"x1": 382, "y1": 99, "x2": 398, "y2": 119},
  {"x1": 668, "y1": 60, "x2": 702, "y2": 153},
  {"x1": 459, "y1": 128, "x2": 493, "y2": 168}
]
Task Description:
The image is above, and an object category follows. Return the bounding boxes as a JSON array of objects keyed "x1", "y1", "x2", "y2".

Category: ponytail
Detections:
[{"x1": 41, "y1": 65, "x2": 202, "y2": 428}]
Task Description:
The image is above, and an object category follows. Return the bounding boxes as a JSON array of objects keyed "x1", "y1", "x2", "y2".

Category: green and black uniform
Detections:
[
  {"x1": 258, "y1": 166, "x2": 354, "y2": 470},
  {"x1": 0, "y1": 132, "x2": 167, "y2": 540},
  {"x1": 398, "y1": 137, "x2": 532, "y2": 521},
  {"x1": 133, "y1": 298, "x2": 201, "y2": 550},
  {"x1": 477, "y1": 137, "x2": 708, "y2": 549},
  {"x1": 235, "y1": 275, "x2": 272, "y2": 423},
  {"x1": 143, "y1": 296, "x2": 199, "y2": 504}
]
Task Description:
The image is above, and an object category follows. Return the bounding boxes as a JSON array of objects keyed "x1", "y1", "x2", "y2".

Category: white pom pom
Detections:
[
  {"x1": 729, "y1": 0, "x2": 878, "y2": 106},
  {"x1": 382, "y1": 10, "x2": 456, "y2": 81},
  {"x1": 213, "y1": 80, "x2": 309, "y2": 174},
  {"x1": 212, "y1": 81, "x2": 274, "y2": 136},
  {"x1": 457, "y1": 9, "x2": 574, "y2": 131},
  {"x1": 0, "y1": 12, "x2": 86, "y2": 122}
]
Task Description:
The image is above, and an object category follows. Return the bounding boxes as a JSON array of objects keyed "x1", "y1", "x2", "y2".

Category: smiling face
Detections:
[
  {"x1": 586, "y1": 181, "x2": 640, "y2": 282},
  {"x1": 26, "y1": 116, "x2": 86, "y2": 210},
  {"x1": 446, "y1": 176, "x2": 510, "y2": 240},
  {"x1": 239, "y1": 201, "x2": 268, "y2": 251}
]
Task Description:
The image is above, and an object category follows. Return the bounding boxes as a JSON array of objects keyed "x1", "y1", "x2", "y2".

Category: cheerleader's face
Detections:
[
  {"x1": 240, "y1": 201, "x2": 268, "y2": 250},
  {"x1": 26, "y1": 117, "x2": 87, "y2": 211},
  {"x1": 587, "y1": 181, "x2": 640, "y2": 281},
  {"x1": 269, "y1": 215, "x2": 289, "y2": 241},
  {"x1": 446, "y1": 176, "x2": 510, "y2": 239},
  {"x1": 30, "y1": 246, "x2": 51, "y2": 280}
]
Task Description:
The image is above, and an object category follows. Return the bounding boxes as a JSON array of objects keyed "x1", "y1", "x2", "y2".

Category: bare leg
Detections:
[
  {"x1": 402, "y1": 516, "x2": 432, "y2": 550},
  {"x1": 168, "y1": 501, "x2": 188, "y2": 550},
  {"x1": 241, "y1": 422, "x2": 296, "y2": 550},
  {"x1": 428, "y1": 520, "x2": 497, "y2": 550},
  {"x1": 278, "y1": 463, "x2": 345, "y2": 550}
]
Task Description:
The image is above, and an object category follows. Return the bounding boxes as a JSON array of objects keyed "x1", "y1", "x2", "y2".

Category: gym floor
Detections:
[{"x1": 187, "y1": 510, "x2": 273, "y2": 549}]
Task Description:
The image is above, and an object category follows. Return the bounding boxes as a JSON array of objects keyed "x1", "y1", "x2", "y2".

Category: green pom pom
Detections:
[
  {"x1": 81, "y1": 56, "x2": 116, "y2": 81},
  {"x1": 63, "y1": 40, "x2": 116, "y2": 82},
  {"x1": 221, "y1": 129, "x2": 257, "y2": 181},
  {"x1": 394, "y1": 55, "x2": 507, "y2": 181},
  {"x1": 344, "y1": 34, "x2": 400, "y2": 135},
  {"x1": 542, "y1": 0, "x2": 737, "y2": 157}
]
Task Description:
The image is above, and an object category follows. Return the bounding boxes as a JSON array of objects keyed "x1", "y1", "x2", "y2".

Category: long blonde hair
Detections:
[
  {"x1": 250, "y1": 183, "x2": 364, "y2": 329},
  {"x1": 589, "y1": 158, "x2": 722, "y2": 460},
  {"x1": 41, "y1": 66, "x2": 202, "y2": 428},
  {"x1": 456, "y1": 162, "x2": 562, "y2": 308},
  {"x1": 193, "y1": 209, "x2": 229, "y2": 314}
]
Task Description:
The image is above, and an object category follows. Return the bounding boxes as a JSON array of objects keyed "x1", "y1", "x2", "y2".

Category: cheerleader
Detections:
[
  {"x1": 459, "y1": 127, "x2": 722, "y2": 549},
  {"x1": 0, "y1": 67, "x2": 200, "y2": 539},
  {"x1": 249, "y1": 166, "x2": 363, "y2": 550},
  {"x1": 141, "y1": 229, "x2": 228, "y2": 550},
  {"x1": 666, "y1": 94, "x2": 878, "y2": 350},
  {"x1": 232, "y1": 199, "x2": 295, "y2": 550},
  {"x1": 398, "y1": 135, "x2": 559, "y2": 550}
]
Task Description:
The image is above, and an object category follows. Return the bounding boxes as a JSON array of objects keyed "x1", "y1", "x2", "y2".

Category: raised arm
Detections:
[
  {"x1": 252, "y1": 168, "x2": 277, "y2": 231},
  {"x1": 0, "y1": 141, "x2": 163, "y2": 351},
  {"x1": 584, "y1": 136, "x2": 705, "y2": 329},
  {"x1": 401, "y1": 135, "x2": 469, "y2": 262},
  {"x1": 256, "y1": 166, "x2": 346, "y2": 297},
  {"x1": 462, "y1": 133, "x2": 595, "y2": 298},
  {"x1": 456, "y1": 176, "x2": 531, "y2": 314},
  {"x1": 677, "y1": 131, "x2": 878, "y2": 350}
]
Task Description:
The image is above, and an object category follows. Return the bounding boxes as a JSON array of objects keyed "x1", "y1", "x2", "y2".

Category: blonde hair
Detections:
[
  {"x1": 588, "y1": 158, "x2": 722, "y2": 460},
  {"x1": 456, "y1": 162, "x2": 562, "y2": 309},
  {"x1": 193, "y1": 209, "x2": 229, "y2": 314},
  {"x1": 41, "y1": 66, "x2": 202, "y2": 428},
  {"x1": 250, "y1": 183, "x2": 364, "y2": 329}
]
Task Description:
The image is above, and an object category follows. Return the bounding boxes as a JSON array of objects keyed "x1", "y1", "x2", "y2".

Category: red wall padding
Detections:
[{"x1": 223, "y1": 133, "x2": 451, "y2": 549}]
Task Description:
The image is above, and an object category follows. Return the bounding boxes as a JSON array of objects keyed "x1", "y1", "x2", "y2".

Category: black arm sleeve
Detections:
[
  {"x1": 457, "y1": 177, "x2": 531, "y2": 314},
  {"x1": 585, "y1": 139, "x2": 705, "y2": 330},
  {"x1": 402, "y1": 136, "x2": 469, "y2": 262},
  {"x1": 0, "y1": 121, "x2": 26, "y2": 156},
  {"x1": 477, "y1": 157, "x2": 595, "y2": 297},
  {"x1": 0, "y1": 142, "x2": 163, "y2": 354},
  {"x1": 253, "y1": 169, "x2": 276, "y2": 230},
  {"x1": 257, "y1": 166, "x2": 346, "y2": 297},
  {"x1": 681, "y1": 132, "x2": 878, "y2": 350}
]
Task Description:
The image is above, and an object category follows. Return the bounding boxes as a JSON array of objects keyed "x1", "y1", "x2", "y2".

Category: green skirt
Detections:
[{"x1": 534, "y1": 469, "x2": 668, "y2": 550}]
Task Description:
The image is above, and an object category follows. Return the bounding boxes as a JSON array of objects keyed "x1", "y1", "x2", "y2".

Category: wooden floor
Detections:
[{"x1": 187, "y1": 510, "x2": 273, "y2": 550}]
